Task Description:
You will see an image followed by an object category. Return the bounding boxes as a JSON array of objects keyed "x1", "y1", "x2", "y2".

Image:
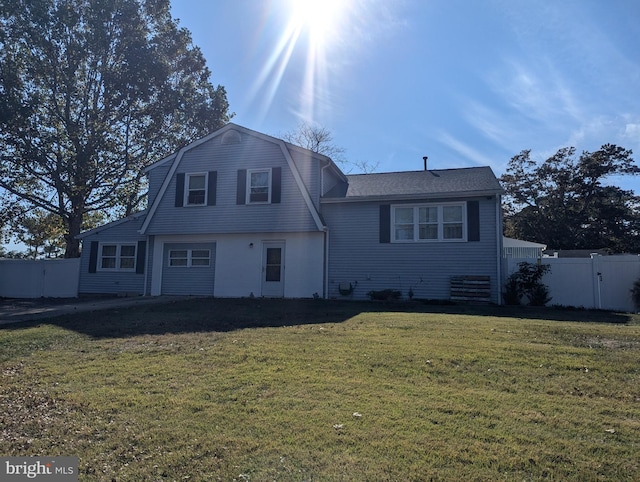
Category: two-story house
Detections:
[{"x1": 78, "y1": 123, "x2": 504, "y2": 302}]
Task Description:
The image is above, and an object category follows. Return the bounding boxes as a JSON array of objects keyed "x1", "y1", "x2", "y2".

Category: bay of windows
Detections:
[
  {"x1": 392, "y1": 203, "x2": 465, "y2": 242},
  {"x1": 99, "y1": 243, "x2": 136, "y2": 270}
]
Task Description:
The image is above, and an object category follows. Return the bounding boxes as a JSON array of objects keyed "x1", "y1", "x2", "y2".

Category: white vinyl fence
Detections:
[
  {"x1": 0, "y1": 258, "x2": 80, "y2": 298},
  {"x1": 503, "y1": 255, "x2": 640, "y2": 312}
]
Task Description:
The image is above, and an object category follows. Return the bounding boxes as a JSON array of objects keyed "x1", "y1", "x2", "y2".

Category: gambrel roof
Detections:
[{"x1": 139, "y1": 123, "x2": 342, "y2": 234}]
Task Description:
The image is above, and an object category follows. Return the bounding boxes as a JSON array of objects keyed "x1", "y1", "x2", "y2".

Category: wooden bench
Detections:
[{"x1": 450, "y1": 276, "x2": 491, "y2": 303}]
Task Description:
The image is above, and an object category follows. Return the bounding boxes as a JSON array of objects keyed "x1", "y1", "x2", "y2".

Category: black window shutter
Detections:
[
  {"x1": 271, "y1": 167, "x2": 282, "y2": 203},
  {"x1": 175, "y1": 173, "x2": 185, "y2": 207},
  {"x1": 467, "y1": 200, "x2": 480, "y2": 242},
  {"x1": 136, "y1": 240, "x2": 146, "y2": 274},
  {"x1": 207, "y1": 171, "x2": 217, "y2": 206},
  {"x1": 88, "y1": 241, "x2": 98, "y2": 273},
  {"x1": 379, "y1": 205, "x2": 391, "y2": 243},
  {"x1": 236, "y1": 169, "x2": 247, "y2": 204}
]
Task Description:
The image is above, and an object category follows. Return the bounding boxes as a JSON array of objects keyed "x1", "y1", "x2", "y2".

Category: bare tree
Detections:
[{"x1": 280, "y1": 122, "x2": 378, "y2": 173}]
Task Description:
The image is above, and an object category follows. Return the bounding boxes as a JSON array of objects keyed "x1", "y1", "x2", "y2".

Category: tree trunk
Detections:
[{"x1": 64, "y1": 212, "x2": 84, "y2": 258}]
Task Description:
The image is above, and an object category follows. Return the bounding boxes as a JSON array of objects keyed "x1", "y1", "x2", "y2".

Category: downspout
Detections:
[
  {"x1": 496, "y1": 194, "x2": 503, "y2": 305},
  {"x1": 321, "y1": 159, "x2": 332, "y2": 299},
  {"x1": 143, "y1": 235, "x2": 150, "y2": 296},
  {"x1": 324, "y1": 227, "x2": 330, "y2": 299}
]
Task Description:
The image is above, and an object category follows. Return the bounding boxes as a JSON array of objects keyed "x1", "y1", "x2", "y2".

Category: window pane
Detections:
[
  {"x1": 120, "y1": 258, "x2": 135, "y2": 269},
  {"x1": 188, "y1": 190, "x2": 205, "y2": 205},
  {"x1": 249, "y1": 189, "x2": 269, "y2": 203},
  {"x1": 169, "y1": 250, "x2": 188, "y2": 267},
  {"x1": 266, "y1": 248, "x2": 281, "y2": 265},
  {"x1": 250, "y1": 171, "x2": 269, "y2": 187},
  {"x1": 419, "y1": 207, "x2": 437, "y2": 223},
  {"x1": 191, "y1": 249, "x2": 210, "y2": 267},
  {"x1": 120, "y1": 245, "x2": 136, "y2": 257},
  {"x1": 101, "y1": 257, "x2": 116, "y2": 269},
  {"x1": 395, "y1": 226, "x2": 414, "y2": 240},
  {"x1": 443, "y1": 205, "x2": 462, "y2": 222},
  {"x1": 189, "y1": 175, "x2": 205, "y2": 190},
  {"x1": 443, "y1": 224, "x2": 463, "y2": 239},
  {"x1": 419, "y1": 225, "x2": 438, "y2": 240},
  {"x1": 266, "y1": 265, "x2": 281, "y2": 282},
  {"x1": 395, "y1": 207, "x2": 413, "y2": 224},
  {"x1": 102, "y1": 245, "x2": 116, "y2": 256}
]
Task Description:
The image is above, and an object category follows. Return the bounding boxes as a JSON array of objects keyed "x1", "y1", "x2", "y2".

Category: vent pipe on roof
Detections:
[{"x1": 423, "y1": 156, "x2": 428, "y2": 171}]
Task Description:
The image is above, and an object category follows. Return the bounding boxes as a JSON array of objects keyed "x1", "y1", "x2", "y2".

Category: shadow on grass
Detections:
[{"x1": 1, "y1": 297, "x2": 635, "y2": 340}]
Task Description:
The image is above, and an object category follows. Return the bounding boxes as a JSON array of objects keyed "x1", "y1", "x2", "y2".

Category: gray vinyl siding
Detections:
[
  {"x1": 322, "y1": 197, "x2": 500, "y2": 302},
  {"x1": 289, "y1": 149, "x2": 321, "y2": 207},
  {"x1": 161, "y1": 243, "x2": 216, "y2": 295},
  {"x1": 146, "y1": 135, "x2": 319, "y2": 234},
  {"x1": 147, "y1": 162, "x2": 171, "y2": 207},
  {"x1": 322, "y1": 169, "x2": 344, "y2": 197},
  {"x1": 78, "y1": 216, "x2": 147, "y2": 295}
]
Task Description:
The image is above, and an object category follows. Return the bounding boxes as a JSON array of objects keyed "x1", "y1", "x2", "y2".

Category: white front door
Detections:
[{"x1": 262, "y1": 242, "x2": 285, "y2": 297}]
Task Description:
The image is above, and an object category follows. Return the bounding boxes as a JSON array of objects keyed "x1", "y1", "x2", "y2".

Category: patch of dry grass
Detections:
[{"x1": 1, "y1": 299, "x2": 639, "y2": 480}]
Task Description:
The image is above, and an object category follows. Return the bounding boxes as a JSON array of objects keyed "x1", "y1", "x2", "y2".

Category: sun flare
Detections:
[
  {"x1": 288, "y1": 0, "x2": 347, "y2": 48},
  {"x1": 249, "y1": 0, "x2": 358, "y2": 123}
]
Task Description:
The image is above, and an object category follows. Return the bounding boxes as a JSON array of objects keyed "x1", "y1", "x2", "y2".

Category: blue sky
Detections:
[{"x1": 171, "y1": 0, "x2": 640, "y2": 193}]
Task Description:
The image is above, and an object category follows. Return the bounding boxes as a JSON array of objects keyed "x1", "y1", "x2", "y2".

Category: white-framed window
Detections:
[
  {"x1": 99, "y1": 243, "x2": 137, "y2": 271},
  {"x1": 392, "y1": 202, "x2": 466, "y2": 242},
  {"x1": 246, "y1": 168, "x2": 271, "y2": 204},
  {"x1": 185, "y1": 172, "x2": 207, "y2": 206},
  {"x1": 168, "y1": 249, "x2": 211, "y2": 267}
]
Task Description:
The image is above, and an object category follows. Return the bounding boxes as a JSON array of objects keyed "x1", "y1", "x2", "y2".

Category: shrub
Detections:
[
  {"x1": 503, "y1": 262, "x2": 552, "y2": 306},
  {"x1": 367, "y1": 289, "x2": 402, "y2": 301}
]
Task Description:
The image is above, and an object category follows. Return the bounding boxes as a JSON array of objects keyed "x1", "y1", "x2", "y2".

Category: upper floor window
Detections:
[
  {"x1": 99, "y1": 243, "x2": 136, "y2": 271},
  {"x1": 392, "y1": 203, "x2": 466, "y2": 242},
  {"x1": 247, "y1": 169, "x2": 271, "y2": 204},
  {"x1": 175, "y1": 171, "x2": 216, "y2": 208},
  {"x1": 186, "y1": 173, "x2": 207, "y2": 206}
]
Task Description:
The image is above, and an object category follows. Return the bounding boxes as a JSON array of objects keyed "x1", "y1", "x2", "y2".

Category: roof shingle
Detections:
[{"x1": 323, "y1": 166, "x2": 503, "y2": 201}]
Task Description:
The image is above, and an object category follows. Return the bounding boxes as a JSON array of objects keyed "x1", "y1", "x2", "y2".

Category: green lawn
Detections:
[{"x1": 1, "y1": 298, "x2": 639, "y2": 481}]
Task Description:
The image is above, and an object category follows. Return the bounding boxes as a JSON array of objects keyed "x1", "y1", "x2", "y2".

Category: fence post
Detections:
[{"x1": 590, "y1": 254, "x2": 602, "y2": 309}]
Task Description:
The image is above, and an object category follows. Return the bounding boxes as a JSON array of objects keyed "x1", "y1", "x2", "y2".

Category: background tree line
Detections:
[
  {"x1": 500, "y1": 144, "x2": 640, "y2": 253},
  {"x1": 1, "y1": 1, "x2": 638, "y2": 258}
]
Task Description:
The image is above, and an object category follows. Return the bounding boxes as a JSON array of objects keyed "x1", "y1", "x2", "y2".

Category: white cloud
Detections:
[
  {"x1": 624, "y1": 123, "x2": 640, "y2": 142},
  {"x1": 436, "y1": 130, "x2": 499, "y2": 168}
]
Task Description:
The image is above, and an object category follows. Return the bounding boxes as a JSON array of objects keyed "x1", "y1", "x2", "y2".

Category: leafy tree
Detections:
[
  {"x1": 500, "y1": 145, "x2": 640, "y2": 253},
  {"x1": 11, "y1": 209, "x2": 66, "y2": 259},
  {"x1": 281, "y1": 122, "x2": 378, "y2": 173},
  {"x1": 0, "y1": 0, "x2": 231, "y2": 257}
]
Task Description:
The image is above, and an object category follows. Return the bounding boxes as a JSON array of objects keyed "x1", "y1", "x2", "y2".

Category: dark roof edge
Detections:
[
  {"x1": 76, "y1": 210, "x2": 147, "y2": 239},
  {"x1": 321, "y1": 189, "x2": 503, "y2": 204}
]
